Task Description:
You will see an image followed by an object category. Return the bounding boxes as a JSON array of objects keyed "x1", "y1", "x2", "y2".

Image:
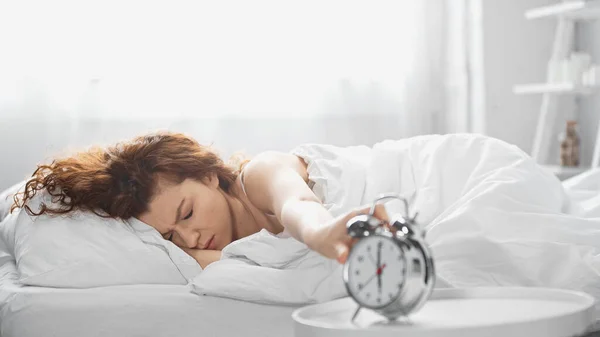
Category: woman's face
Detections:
[{"x1": 138, "y1": 174, "x2": 234, "y2": 250}]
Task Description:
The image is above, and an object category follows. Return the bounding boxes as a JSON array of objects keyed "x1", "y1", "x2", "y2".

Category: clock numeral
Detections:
[
  {"x1": 398, "y1": 283, "x2": 403, "y2": 288},
  {"x1": 413, "y1": 258, "x2": 422, "y2": 273},
  {"x1": 366, "y1": 292, "x2": 371, "y2": 299},
  {"x1": 358, "y1": 283, "x2": 363, "y2": 290},
  {"x1": 355, "y1": 270, "x2": 360, "y2": 276},
  {"x1": 358, "y1": 256, "x2": 364, "y2": 263},
  {"x1": 377, "y1": 298, "x2": 381, "y2": 303}
]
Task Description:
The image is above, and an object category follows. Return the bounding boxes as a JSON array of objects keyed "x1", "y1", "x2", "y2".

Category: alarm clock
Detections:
[{"x1": 343, "y1": 193, "x2": 435, "y2": 322}]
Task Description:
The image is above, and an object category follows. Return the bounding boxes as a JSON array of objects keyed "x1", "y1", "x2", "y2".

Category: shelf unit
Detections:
[
  {"x1": 513, "y1": 82, "x2": 593, "y2": 95},
  {"x1": 525, "y1": 0, "x2": 600, "y2": 20},
  {"x1": 516, "y1": 0, "x2": 600, "y2": 180}
]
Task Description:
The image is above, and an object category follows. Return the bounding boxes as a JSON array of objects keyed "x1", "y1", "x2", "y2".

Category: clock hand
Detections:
[
  {"x1": 358, "y1": 273, "x2": 377, "y2": 294},
  {"x1": 358, "y1": 263, "x2": 387, "y2": 294},
  {"x1": 377, "y1": 242, "x2": 382, "y2": 294}
]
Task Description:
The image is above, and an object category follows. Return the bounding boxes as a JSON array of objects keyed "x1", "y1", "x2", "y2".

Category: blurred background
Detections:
[{"x1": 1, "y1": 0, "x2": 599, "y2": 190}]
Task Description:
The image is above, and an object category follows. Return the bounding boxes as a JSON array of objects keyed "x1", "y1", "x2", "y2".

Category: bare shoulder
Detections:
[
  {"x1": 241, "y1": 151, "x2": 315, "y2": 215},
  {"x1": 244, "y1": 151, "x2": 308, "y2": 183}
]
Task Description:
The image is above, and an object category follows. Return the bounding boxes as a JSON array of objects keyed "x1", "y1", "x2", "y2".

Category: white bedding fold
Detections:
[
  {"x1": 191, "y1": 134, "x2": 600, "y2": 321},
  {"x1": 190, "y1": 229, "x2": 346, "y2": 305}
]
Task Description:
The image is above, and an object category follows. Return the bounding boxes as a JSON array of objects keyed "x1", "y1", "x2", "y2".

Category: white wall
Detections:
[
  {"x1": 2, "y1": 1, "x2": 574, "y2": 191},
  {"x1": 475, "y1": 0, "x2": 556, "y2": 154},
  {"x1": 0, "y1": 114, "x2": 405, "y2": 191},
  {"x1": 576, "y1": 20, "x2": 600, "y2": 166}
]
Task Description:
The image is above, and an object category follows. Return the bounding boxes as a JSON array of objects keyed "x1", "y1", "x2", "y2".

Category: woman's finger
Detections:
[
  {"x1": 348, "y1": 203, "x2": 389, "y2": 222},
  {"x1": 335, "y1": 242, "x2": 349, "y2": 264},
  {"x1": 335, "y1": 236, "x2": 361, "y2": 264},
  {"x1": 371, "y1": 203, "x2": 389, "y2": 223}
]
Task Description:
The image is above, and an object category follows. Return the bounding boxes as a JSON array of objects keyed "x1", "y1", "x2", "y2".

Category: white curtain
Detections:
[{"x1": 0, "y1": 0, "x2": 468, "y2": 190}]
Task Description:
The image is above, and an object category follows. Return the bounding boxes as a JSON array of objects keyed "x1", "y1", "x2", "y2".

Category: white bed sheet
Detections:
[{"x1": 0, "y1": 259, "x2": 297, "y2": 337}]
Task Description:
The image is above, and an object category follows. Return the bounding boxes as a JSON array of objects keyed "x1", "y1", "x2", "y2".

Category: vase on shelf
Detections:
[{"x1": 559, "y1": 120, "x2": 580, "y2": 167}]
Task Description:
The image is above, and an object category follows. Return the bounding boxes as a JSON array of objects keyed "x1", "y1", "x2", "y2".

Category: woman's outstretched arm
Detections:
[{"x1": 241, "y1": 152, "x2": 388, "y2": 263}]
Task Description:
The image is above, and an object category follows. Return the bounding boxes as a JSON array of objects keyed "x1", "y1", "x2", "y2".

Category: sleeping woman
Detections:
[{"x1": 10, "y1": 131, "x2": 389, "y2": 268}]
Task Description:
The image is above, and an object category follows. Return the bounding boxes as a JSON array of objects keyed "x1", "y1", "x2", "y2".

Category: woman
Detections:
[{"x1": 11, "y1": 131, "x2": 388, "y2": 268}]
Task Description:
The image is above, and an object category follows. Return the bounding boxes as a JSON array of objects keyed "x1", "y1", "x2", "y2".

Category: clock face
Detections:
[{"x1": 345, "y1": 235, "x2": 406, "y2": 309}]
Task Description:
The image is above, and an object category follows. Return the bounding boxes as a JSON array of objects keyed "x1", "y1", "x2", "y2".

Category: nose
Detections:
[{"x1": 174, "y1": 226, "x2": 200, "y2": 249}]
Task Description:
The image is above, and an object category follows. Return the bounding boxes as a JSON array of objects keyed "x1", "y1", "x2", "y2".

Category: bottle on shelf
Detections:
[{"x1": 559, "y1": 120, "x2": 580, "y2": 167}]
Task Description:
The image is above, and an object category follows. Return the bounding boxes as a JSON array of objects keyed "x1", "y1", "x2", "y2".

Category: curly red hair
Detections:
[{"x1": 11, "y1": 132, "x2": 247, "y2": 219}]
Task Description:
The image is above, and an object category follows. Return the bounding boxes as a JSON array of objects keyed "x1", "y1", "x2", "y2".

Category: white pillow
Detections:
[
  {"x1": 0, "y1": 181, "x2": 25, "y2": 222},
  {"x1": 4, "y1": 190, "x2": 201, "y2": 288}
]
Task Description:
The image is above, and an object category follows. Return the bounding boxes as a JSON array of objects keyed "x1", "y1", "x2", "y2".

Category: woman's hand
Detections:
[
  {"x1": 181, "y1": 248, "x2": 222, "y2": 269},
  {"x1": 303, "y1": 204, "x2": 389, "y2": 264}
]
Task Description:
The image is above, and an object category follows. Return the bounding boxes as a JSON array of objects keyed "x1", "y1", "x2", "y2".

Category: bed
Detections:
[
  {"x1": 0, "y1": 259, "x2": 297, "y2": 337},
  {"x1": 4, "y1": 135, "x2": 600, "y2": 337}
]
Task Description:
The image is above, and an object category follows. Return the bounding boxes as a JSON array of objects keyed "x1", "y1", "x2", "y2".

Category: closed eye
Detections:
[{"x1": 164, "y1": 209, "x2": 192, "y2": 241}]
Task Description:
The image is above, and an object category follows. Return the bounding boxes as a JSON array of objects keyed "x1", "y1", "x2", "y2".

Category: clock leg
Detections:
[{"x1": 351, "y1": 305, "x2": 362, "y2": 323}]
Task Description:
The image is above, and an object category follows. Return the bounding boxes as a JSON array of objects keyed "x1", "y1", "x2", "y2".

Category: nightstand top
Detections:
[{"x1": 293, "y1": 287, "x2": 595, "y2": 337}]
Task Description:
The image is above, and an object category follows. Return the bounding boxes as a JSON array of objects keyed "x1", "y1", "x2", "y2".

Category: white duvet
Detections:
[{"x1": 191, "y1": 134, "x2": 600, "y2": 319}]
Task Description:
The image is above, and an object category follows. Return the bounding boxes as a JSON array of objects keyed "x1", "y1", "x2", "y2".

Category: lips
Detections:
[{"x1": 202, "y1": 235, "x2": 215, "y2": 250}]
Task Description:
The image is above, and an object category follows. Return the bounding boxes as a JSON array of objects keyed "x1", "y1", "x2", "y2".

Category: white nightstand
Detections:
[{"x1": 292, "y1": 288, "x2": 596, "y2": 337}]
